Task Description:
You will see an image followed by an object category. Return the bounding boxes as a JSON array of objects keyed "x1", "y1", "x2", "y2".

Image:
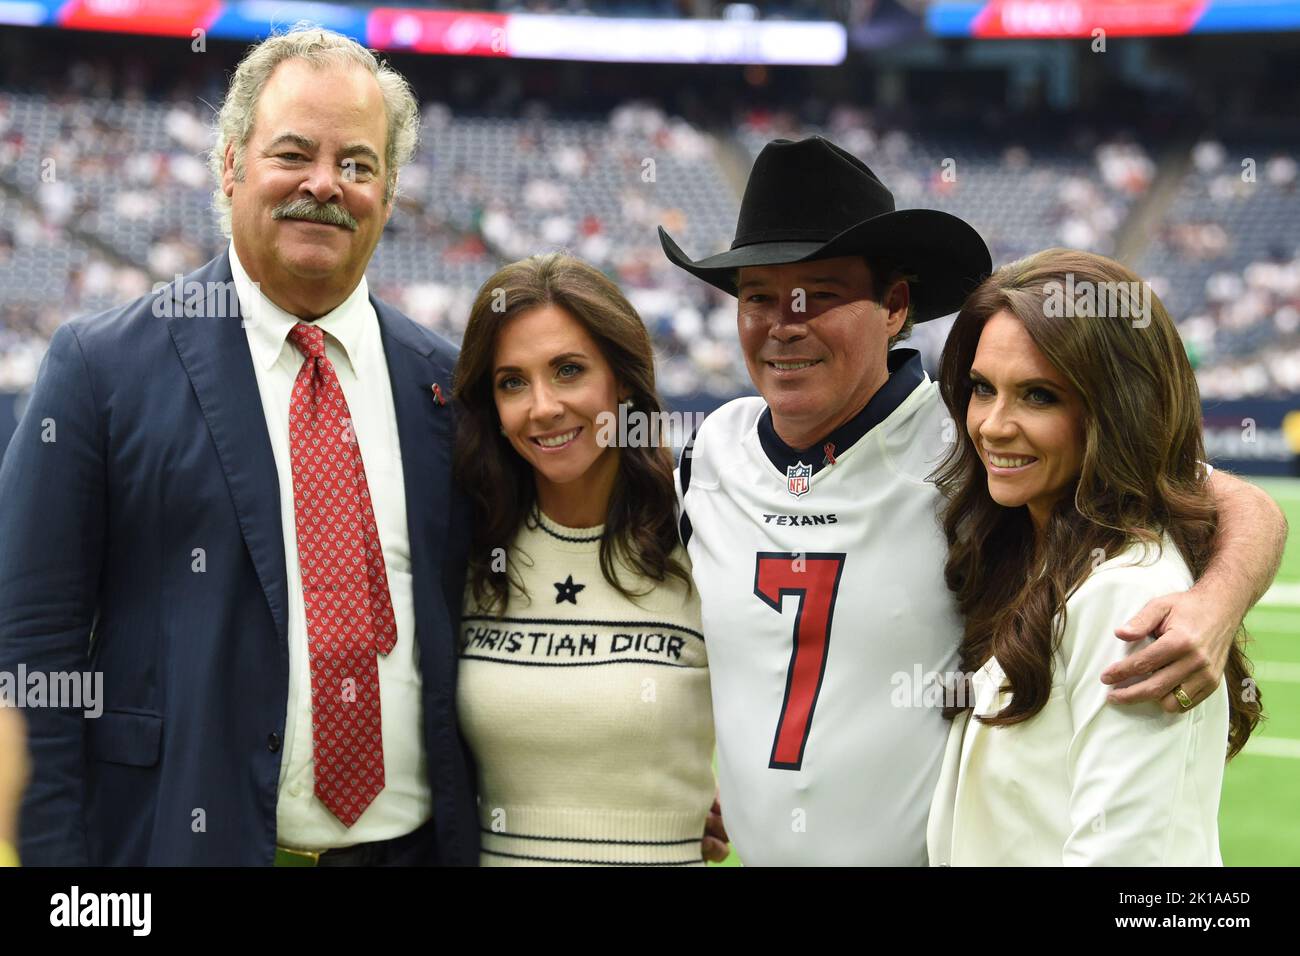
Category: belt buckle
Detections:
[{"x1": 275, "y1": 845, "x2": 323, "y2": 867}]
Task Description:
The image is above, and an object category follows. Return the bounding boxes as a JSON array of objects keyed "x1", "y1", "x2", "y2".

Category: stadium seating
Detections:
[
  {"x1": 0, "y1": 78, "x2": 1297, "y2": 400},
  {"x1": 1137, "y1": 138, "x2": 1300, "y2": 398}
]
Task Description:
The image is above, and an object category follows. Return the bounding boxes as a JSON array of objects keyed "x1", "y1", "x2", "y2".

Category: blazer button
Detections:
[{"x1": 267, "y1": 732, "x2": 282, "y2": 753}]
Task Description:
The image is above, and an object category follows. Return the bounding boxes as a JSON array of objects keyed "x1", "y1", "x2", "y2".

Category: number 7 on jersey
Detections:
[{"x1": 753, "y1": 552, "x2": 847, "y2": 771}]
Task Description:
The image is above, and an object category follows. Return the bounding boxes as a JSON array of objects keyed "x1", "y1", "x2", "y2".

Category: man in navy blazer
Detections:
[{"x1": 0, "y1": 28, "x2": 478, "y2": 865}]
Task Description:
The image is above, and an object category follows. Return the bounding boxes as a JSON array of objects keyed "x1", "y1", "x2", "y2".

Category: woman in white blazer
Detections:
[{"x1": 927, "y1": 248, "x2": 1261, "y2": 866}]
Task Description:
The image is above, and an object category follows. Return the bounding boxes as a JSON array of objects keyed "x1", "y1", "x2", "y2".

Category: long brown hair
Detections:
[
  {"x1": 934, "y1": 248, "x2": 1260, "y2": 759},
  {"x1": 452, "y1": 252, "x2": 692, "y2": 615}
]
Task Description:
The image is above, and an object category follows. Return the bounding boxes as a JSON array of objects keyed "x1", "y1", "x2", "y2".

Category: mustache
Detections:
[{"x1": 271, "y1": 198, "x2": 358, "y2": 231}]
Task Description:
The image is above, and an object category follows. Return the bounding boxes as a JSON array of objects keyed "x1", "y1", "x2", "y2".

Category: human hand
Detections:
[
  {"x1": 701, "y1": 793, "x2": 730, "y2": 863},
  {"x1": 1104, "y1": 589, "x2": 1235, "y2": 714}
]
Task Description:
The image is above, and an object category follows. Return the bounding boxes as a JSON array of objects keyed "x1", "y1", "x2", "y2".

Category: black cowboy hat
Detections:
[{"x1": 659, "y1": 135, "x2": 992, "y2": 323}]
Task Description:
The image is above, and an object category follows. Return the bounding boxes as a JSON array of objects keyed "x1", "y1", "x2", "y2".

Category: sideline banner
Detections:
[{"x1": 1203, "y1": 397, "x2": 1300, "y2": 478}]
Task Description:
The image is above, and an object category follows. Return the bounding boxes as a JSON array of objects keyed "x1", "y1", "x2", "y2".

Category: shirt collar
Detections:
[
  {"x1": 229, "y1": 240, "x2": 371, "y2": 377},
  {"x1": 757, "y1": 347, "x2": 926, "y2": 479}
]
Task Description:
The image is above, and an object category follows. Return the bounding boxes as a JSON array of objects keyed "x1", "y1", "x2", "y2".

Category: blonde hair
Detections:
[{"x1": 208, "y1": 23, "x2": 420, "y2": 236}]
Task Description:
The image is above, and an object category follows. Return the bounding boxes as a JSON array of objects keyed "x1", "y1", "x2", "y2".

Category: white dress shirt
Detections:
[
  {"x1": 230, "y1": 242, "x2": 431, "y2": 848},
  {"x1": 927, "y1": 534, "x2": 1229, "y2": 866}
]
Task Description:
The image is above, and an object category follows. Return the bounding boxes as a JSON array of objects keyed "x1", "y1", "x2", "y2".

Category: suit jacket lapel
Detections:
[
  {"x1": 167, "y1": 252, "x2": 289, "y2": 642},
  {"x1": 957, "y1": 657, "x2": 1007, "y2": 784},
  {"x1": 166, "y1": 259, "x2": 450, "y2": 660},
  {"x1": 374, "y1": 299, "x2": 451, "y2": 666}
]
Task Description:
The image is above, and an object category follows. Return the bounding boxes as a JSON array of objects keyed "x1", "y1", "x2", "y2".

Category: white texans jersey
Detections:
[{"x1": 677, "y1": 349, "x2": 963, "y2": 866}]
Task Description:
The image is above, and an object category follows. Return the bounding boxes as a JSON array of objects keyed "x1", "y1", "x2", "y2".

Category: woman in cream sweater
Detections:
[
  {"x1": 451, "y1": 253, "x2": 718, "y2": 866},
  {"x1": 927, "y1": 249, "x2": 1261, "y2": 866}
]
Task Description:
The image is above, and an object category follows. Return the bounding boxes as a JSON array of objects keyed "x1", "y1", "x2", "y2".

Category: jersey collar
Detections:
[{"x1": 757, "y1": 348, "x2": 925, "y2": 480}]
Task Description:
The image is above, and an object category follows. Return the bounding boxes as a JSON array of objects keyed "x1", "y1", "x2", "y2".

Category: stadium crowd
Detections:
[{"x1": 0, "y1": 64, "x2": 1296, "y2": 399}]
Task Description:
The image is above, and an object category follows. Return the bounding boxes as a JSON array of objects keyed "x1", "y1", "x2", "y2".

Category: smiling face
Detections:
[
  {"x1": 223, "y1": 58, "x2": 392, "y2": 317},
  {"x1": 493, "y1": 304, "x2": 626, "y2": 520},
  {"x1": 737, "y1": 256, "x2": 908, "y2": 449},
  {"x1": 967, "y1": 310, "x2": 1087, "y2": 531}
]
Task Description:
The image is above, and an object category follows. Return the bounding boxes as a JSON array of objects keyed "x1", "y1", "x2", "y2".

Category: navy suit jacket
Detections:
[{"x1": 0, "y1": 252, "x2": 479, "y2": 865}]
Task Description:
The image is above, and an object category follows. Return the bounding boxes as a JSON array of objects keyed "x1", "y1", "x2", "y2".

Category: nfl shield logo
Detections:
[{"x1": 787, "y1": 461, "x2": 812, "y2": 498}]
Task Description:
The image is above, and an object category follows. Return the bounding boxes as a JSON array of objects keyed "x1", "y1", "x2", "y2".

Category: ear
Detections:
[
  {"x1": 383, "y1": 172, "x2": 398, "y2": 226},
  {"x1": 221, "y1": 142, "x2": 237, "y2": 198},
  {"x1": 883, "y1": 279, "x2": 910, "y2": 337}
]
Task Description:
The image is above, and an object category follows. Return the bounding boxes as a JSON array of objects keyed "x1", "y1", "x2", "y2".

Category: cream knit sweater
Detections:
[{"x1": 457, "y1": 508, "x2": 715, "y2": 866}]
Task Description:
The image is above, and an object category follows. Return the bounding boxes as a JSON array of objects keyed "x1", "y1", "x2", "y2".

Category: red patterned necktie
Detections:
[{"x1": 287, "y1": 322, "x2": 397, "y2": 827}]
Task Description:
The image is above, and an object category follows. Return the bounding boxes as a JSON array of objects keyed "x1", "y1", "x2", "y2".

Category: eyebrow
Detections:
[
  {"x1": 265, "y1": 133, "x2": 381, "y2": 167},
  {"x1": 969, "y1": 369, "x2": 1066, "y2": 390},
  {"x1": 494, "y1": 352, "x2": 589, "y2": 375}
]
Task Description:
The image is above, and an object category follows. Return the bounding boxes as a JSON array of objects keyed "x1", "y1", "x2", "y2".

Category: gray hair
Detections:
[{"x1": 208, "y1": 24, "x2": 420, "y2": 237}]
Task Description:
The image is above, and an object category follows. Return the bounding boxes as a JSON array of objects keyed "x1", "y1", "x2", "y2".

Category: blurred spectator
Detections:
[
  {"x1": 1177, "y1": 252, "x2": 1300, "y2": 398},
  {"x1": 0, "y1": 64, "x2": 1295, "y2": 403}
]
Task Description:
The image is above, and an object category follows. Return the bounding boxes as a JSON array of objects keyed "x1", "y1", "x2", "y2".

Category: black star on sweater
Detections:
[{"x1": 553, "y1": 574, "x2": 586, "y2": 605}]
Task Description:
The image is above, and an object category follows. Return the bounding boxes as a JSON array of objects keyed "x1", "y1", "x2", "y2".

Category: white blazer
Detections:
[{"x1": 927, "y1": 535, "x2": 1230, "y2": 866}]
